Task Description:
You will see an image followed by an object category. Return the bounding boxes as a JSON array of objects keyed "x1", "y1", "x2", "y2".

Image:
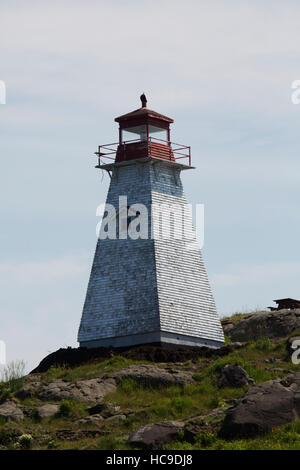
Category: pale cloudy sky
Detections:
[{"x1": 1, "y1": 0, "x2": 300, "y2": 372}]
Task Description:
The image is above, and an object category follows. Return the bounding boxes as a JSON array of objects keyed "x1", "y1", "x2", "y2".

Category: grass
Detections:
[
  {"x1": 41, "y1": 356, "x2": 144, "y2": 383},
  {"x1": 165, "y1": 421, "x2": 300, "y2": 450},
  {"x1": 221, "y1": 312, "x2": 250, "y2": 324},
  {"x1": 0, "y1": 360, "x2": 26, "y2": 403},
  {"x1": 102, "y1": 376, "x2": 243, "y2": 435}
]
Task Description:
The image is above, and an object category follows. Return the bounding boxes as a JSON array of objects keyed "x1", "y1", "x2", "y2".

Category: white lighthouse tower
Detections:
[{"x1": 78, "y1": 95, "x2": 224, "y2": 349}]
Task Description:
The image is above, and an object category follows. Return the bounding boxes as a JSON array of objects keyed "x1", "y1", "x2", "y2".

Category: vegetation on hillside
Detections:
[{"x1": 0, "y1": 312, "x2": 300, "y2": 450}]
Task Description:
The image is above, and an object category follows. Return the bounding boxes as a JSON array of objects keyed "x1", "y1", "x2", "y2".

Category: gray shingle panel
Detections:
[{"x1": 78, "y1": 161, "x2": 224, "y2": 347}]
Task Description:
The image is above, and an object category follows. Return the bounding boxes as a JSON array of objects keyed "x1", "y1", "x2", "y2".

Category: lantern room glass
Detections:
[
  {"x1": 121, "y1": 125, "x2": 147, "y2": 143},
  {"x1": 148, "y1": 125, "x2": 168, "y2": 143},
  {"x1": 120, "y1": 125, "x2": 169, "y2": 144}
]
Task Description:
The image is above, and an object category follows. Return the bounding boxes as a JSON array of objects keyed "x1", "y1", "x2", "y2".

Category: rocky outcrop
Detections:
[
  {"x1": 115, "y1": 365, "x2": 194, "y2": 387},
  {"x1": 0, "y1": 400, "x2": 24, "y2": 422},
  {"x1": 16, "y1": 378, "x2": 117, "y2": 403},
  {"x1": 87, "y1": 403, "x2": 121, "y2": 418},
  {"x1": 219, "y1": 372, "x2": 300, "y2": 438},
  {"x1": 15, "y1": 381, "x2": 40, "y2": 400},
  {"x1": 222, "y1": 309, "x2": 300, "y2": 342},
  {"x1": 31, "y1": 343, "x2": 247, "y2": 374},
  {"x1": 105, "y1": 414, "x2": 126, "y2": 424},
  {"x1": 219, "y1": 364, "x2": 254, "y2": 388},
  {"x1": 184, "y1": 408, "x2": 228, "y2": 442},
  {"x1": 129, "y1": 421, "x2": 185, "y2": 449},
  {"x1": 78, "y1": 403, "x2": 126, "y2": 426},
  {"x1": 77, "y1": 414, "x2": 105, "y2": 425},
  {"x1": 36, "y1": 404, "x2": 59, "y2": 420}
]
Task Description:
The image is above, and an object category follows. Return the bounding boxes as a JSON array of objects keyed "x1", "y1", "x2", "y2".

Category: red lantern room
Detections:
[
  {"x1": 115, "y1": 93, "x2": 174, "y2": 162},
  {"x1": 95, "y1": 94, "x2": 191, "y2": 168}
]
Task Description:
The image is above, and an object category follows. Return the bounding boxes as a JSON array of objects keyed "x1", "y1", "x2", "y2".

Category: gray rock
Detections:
[
  {"x1": 219, "y1": 364, "x2": 253, "y2": 388},
  {"x1": 15, "y1": 382, "x2": 40, "y2": 400},
  {"x1": 115, "y1": 365, "x2": 193, "y2": 388},
  {"x1": 219, "y1": 372, "x2": 300, "y2": 438},
  {"x1": 105, "y1": 414, "x2": 126, "y2": 424},
  {"x1": 222, "y1": 309, "x2": 300, "y2": 342},
  {"x1": 184, "y1": 408, "x2": 227, "y2": 442},
  {"x1": 0, "y1": 400, "x2": 24, "y2": 422},
  {"x1": 129, "y1": 421, "x2": 185, "y2": 449},
  {"x1": 36, "y1": 404, "x2": 59, "y2": 419},
  {"x1": 77, "y1": 414, "x2": 104, "y2": 425},
  {"x1": 16, "y1": 377, "x2": 116, "y2": 403},
  {"x1": 87, "y1": 402, "x2": 121, "y2": 418}
]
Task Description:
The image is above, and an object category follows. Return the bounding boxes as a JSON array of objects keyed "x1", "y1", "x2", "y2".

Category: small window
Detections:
[{"x1": 121, "y1": 125, "x2": 147, "y2": 142}]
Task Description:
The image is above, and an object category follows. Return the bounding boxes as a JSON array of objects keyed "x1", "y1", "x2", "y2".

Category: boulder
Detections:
[
  {"x1": 0, "y1": 400, "x2": 24, "y2": 422},
  {"x1": 77, "y1": 414, "x2": 104, "y2": 425},
  {"x1": 129, "y1": 421, "x2": 185, "y2": 449},
  {"x1": 219, "y1": 364, "x2": 253, "y2": 388},
  {"x1": 15, "y1": 382, "x2": 40, "y2": 400},
  {"x1": 115, "y1": 365, "x2": 193, "y2": 388},
  {"x1": 184, "y1": 408, "x2": 228, "y2": 443},
  {"x1": 219, "y1": 372, "x2": 300, "y2": 438},
  {"x1": 36, "y1": 404, "x2": 59, "y2": 419},
  {"x1": 87, "y1": 403, "x2": 121, "y2": 418},
  {"x1": 16, "y1": 377, "x2": 116, "y2": 403},
  {"x1": 105, "y1": 414, "x2": 126, "y2": 424},
  {"x1": 222, "y1": 309, "x2": 300, "y2": 342}
]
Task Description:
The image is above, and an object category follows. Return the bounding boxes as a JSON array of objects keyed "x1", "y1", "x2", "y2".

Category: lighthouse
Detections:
[{"x1": 78, "y1": 95, "x2": 224, "y2": 349}]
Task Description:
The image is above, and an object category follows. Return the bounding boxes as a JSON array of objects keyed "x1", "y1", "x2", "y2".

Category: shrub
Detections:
[
  {"x1": 250, "y1": 338, "x2": 273, "y2": 352},
  {"x1": 0, "y1": 385, "x2": 11, "y2": 404},
  {"x1": 59, "y1": 401, "x2": 73, "y2": 417},
  {"x1": 19, "y1": 434, "x2": 33, "y2": 450},
  {"x1": 0, "y1": 428, "x2": 13, "y2": 446},
  {"x1": 196, "y1": 431, "x2": 217, "y2": 447},
  {"x1": 46, "y1": 437, "x2": 58, "y2": 449},
  {"x1": 96, "y1": 435, "x2": 127, "y2": 450},
  {"x1": 170, "y1": 396, "x2": 194, "y2": 415}
]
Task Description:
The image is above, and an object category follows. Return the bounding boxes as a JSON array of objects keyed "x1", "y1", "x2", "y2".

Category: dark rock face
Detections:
[
  {"x1": 87, "y1": 403, "x2": 121, "y2": 417},
  {"x1": 222, "y1": 309, "x2": 300, "y2": 342},
  {"x1": 30, "y1": 343, "x2": 245, "y2": 374},
  {"x1": 219, "y1": 364, "x2": 253, "y2": 388},
  {"x1": 219, "y1": 373, "x2": 300, "y2": 438},
  {"x1": 129, "y1": 421, "x2": 185, "y2": 449}
]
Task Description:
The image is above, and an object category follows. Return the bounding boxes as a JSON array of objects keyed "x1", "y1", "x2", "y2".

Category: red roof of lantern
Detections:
[{"x1": 115, "y1": 94, "x2": 173, "y2": 129}]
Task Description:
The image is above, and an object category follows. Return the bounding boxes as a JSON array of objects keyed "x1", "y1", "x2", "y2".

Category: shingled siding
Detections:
[
  {"x1": 149, "y1": 165, "x2": 224, "y2": 345},
  {"x1": 78, "y1": 161, "x2": 224, "y2": 347},
  {"x1": 78, "y1": 163, "x2": 160, "y2": 343}
]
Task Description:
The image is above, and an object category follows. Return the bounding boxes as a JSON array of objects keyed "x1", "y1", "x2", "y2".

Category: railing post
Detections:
[{"x1": 149, "y1": 137, "x2": 152, "y2": 157}]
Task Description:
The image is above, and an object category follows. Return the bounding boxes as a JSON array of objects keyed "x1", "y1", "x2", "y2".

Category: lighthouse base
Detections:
[{"x1": 79, "y1": 331, "x2": 223, "y2": 350}]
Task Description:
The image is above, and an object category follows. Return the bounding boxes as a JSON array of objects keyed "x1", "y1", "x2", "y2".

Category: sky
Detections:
[{"x1": 1, "y1": 0, "x2": 300, "y2": 372}]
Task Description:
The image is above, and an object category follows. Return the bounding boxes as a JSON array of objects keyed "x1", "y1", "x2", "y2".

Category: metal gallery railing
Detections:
[{"x1": 94, "y1": 137, "x2": 191, "y2": 166}]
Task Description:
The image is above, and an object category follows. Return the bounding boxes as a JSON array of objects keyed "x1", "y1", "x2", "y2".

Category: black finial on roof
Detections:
[{"x1": 140, "y1": 93, "x2": 147, "y2": 108}]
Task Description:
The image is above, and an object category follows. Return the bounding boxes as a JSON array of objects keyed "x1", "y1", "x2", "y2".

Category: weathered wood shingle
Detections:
[{"x1": 78, "y1": 162, "x2": 224, "y2": 348}]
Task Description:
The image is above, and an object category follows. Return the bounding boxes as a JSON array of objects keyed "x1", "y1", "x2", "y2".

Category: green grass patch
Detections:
[
  {"x1": 40, "y1": 356, "x2": 149, "y2": 383},
  {"x1": 165, "y1": 421, "x2": 300, "y2": 450}
]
